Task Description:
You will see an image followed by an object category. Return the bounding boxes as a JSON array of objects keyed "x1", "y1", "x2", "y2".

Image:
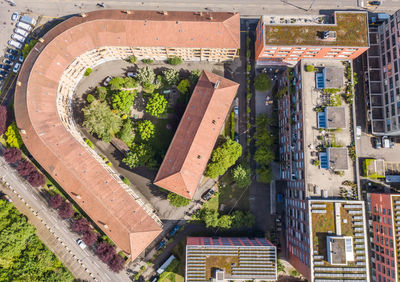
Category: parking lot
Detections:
[{"x1": 357, "y1": 132, "x2": 400, "y2": 163}]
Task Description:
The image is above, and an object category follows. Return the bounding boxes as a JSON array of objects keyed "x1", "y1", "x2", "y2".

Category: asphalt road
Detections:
[{"x1": 0, "y1": 156, "x2": 130, "y2": 282}]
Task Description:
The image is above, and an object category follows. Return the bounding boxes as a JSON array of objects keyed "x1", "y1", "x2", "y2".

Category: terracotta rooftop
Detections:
[
  {"x1": 154, "y1": 71, "x2": 239, "y2": 199},
  {"x1": 13, "y1": 9, "x2": 240, "y2": 259}
]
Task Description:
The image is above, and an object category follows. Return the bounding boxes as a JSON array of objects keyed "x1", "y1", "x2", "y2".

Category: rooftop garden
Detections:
[
  {"x1": 312, "y1": 202, "x2": 335, "y2": 258},
  {"x1": 265, "y1": 13, "x2": 368, "y2": 47}
]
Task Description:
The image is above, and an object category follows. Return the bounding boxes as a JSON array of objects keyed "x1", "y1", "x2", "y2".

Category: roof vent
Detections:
[
  {"x1": 176, "y1": 20, "x2": 180, "y2": 24},
  {"x1": 39, "y1": 38, "x2": 44, "y2": 43},
  {"x1": 104, "y1": 224, "x2": 109, "y2": 229},
  {"x1": 209, "y1": 15, "x2": 213, "y2": 20},
  {"x1": 80, "y1": 13, "x2": 87, "y2": 18},
  {"x1": 162, "y1": 11, "x2": 168, "y2": 15},
  {"x1": 197, "y1": 155, "x2": 202, "y2": 159},
  {"x1": 212, "y1": 120, "x2": 216, "y2": 125},
  {"x1": 125, "y1": 10, "x2": 132, "y2": 14},
  {"x1": 214, "y1": 80, "x2": 220, "y2": 89}
]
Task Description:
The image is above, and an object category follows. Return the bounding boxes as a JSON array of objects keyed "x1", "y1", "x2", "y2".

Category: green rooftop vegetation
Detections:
[
  {"x1": 205, "y1": 255, "x2": 239, "y2": 279},
  {"x1": 312, "y1": 203, "x2": 335, "y2": 257},
  {"x1": 363, "y1": 158, "x2": 385, "y2": 179},
  {"x1": 340, "y1": 206, "x2": 353, "y2": 237},
  {"x1": 265, "y1": 12, "x2": 368, "y2": 47}
]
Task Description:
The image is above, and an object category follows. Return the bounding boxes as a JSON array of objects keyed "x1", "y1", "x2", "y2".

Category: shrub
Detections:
[
  {"x1": 177, "y1": 79, "x2": 190, "y2": 94},
  {"x1": 22, "y1": 39, "x2": 38, "y2": 59},
  {"x1": 122, "y1": 177, "x2": 131, "y2": 185},
  {"x1": 3, "y1": 147, "x2": 22, "y2": 164},
  {"x1": 86, "y1": 94, "x2": 95, "y2": 103},
  {"x1": 84, "y1": 68, "x2": 92, "y2": 76},
  {"x1": 84, "y1": 138, "x2": 95, "y2": 149},
  {"x1": 141, "y1": 58, "x2": 153, "y2": 64},
  {"x1": 127, "y1": 55, "x2": 137, "y2": 64},
  {"x1": 5, "y1": 122, "x2": 23, "y2": 149},
  {"x1": 49, "y1": 194, "x2": 64, "y2": 209},
  {"x1": 0, "y1": 105, "x2": 7, "y2": 135},
  {"x1": 167, "y1": 193, "x2": 190, "y2": 207},
  {"x1": 254, "y1": 73, "x2": 272, "y2": 91},
  {"x1": 167, "y1": 56, "x2": 182, "y2": 65},
  {"x1": 97, "y1": 241, "x2": 116, "y2": 263},
  {"x1": 58, "y1": 202, "x2": 74, "y2": 219},
  {"x1": 96, "y1": 86, "x2": 108, "y2": 101},
  {"x1": 162, "y1": 69, "x2": 179, "y2": 87},
  {"x1": 305, "y1": 65, "x2": 315, "y2": 72},
  {"x1": 27, "y1": 171, "x2": 46, "y2": 187},
  {"x1": 17, "y1": 160, "x2": 36, "y2": 177}
]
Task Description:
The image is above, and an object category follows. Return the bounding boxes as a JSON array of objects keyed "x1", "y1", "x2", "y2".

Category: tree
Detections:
[
  {"x1": 0, "y1": 105, "x2": 7, "y2": 135},
  {"x1": 112, "y1": 90, "x2": 136, "y2": 113},
  {"x1": 17, "y1": 160, "x2": 36, "y2": 177},
  {"x1": 137, "y1": 120, "x2": 155, "y2": 141},
  {"x1": 254, "y1": 73, "x2": 272, "y2": 91},
  {"x1": 145, "y1": 93, "x2": 168, "y2": 118},
  {"x1": 122, "y1": 143, "x2": 156, "y2": 169},
  {"x1": 206, "y1": 139, "x2": 242, "y2": 179},
  {"x1": 177, "y1": 79, "x2": 190, "y2": 94},
  {"x1": 86, "y1": 94, "x2": 95, "y2": 103},
  {"x1": 5, "y1": 122, "x2": 23, "y2": 149},
  {"x1": 254, "y1": 147, "x2": 274, "y2": 166},
  {"x1": 49, "y1": 194, "x2": 64, "y2": 209},
  {"x1": 189, "y1": 69, "x2": 202, "y2": 85},
  {"x1": 108, "y1": 254, "x2": 125, "y2": 272},
  {"x1": 137, "y1": 66, "x2": 155, "y2": 85},
  {"x1": 142, "y1": 82, "x2": 156, "y2": 95},
  {"x1": 82, "y1": 100, "x2": 122, "y2": 143},
  {"x1": 117, "y1": 120, "x2": 135, "y2": 146},
  {"x1": 231, "y1": 210, "x2": 255, "y2": 228},
  {"x1": 231, "y1": 165, "x2": 251, "y2": 188},
  {"x1": 3, "y1": 147, "x2": 22, "y2": 164},
  {"x1": 71, "y1": 218, "x2": 91, "y2": 233},
  {"x1": 306, "y1": 64, "x2": 315, "y2": 72},
  {"x1": 27, "y1": 171, "x2": 46, "y2": 187},
  {"x1": 127, "y1": 55, "x2": 137, "y2": 64},
  {"x1": 167, "y1": 193, "x2": 190, "y2": 207},
  {"x1": 82, "y1": 229, "x2": 98, "y2": 246},
  {"x1": 96, "y1": 241, "x2": 116, "y2": 263},
  {"x1": 96, "y1": 86, "x2": 108, "y2": 101},
  {"x1": 109, "y1": 77, "x2": 138, "y2": 91},
  {"x1": 162, "y1": 69, "x2": 179, "y2": 87},
  {"x1": 167, "y1": 56, "x2": 182, "y2": 65},
  {"x1": 84, "y1": 68, "x2": 92, "y2": 76},
  {"x1": 257, "y1": 166, "x2": 273, "y2": 184},
  {"x1": 22, "y1": 39, "x2": 38, "y2": 59},
  {"x1": 58, "y1": 202, "x2": 74, "y2": 219}
]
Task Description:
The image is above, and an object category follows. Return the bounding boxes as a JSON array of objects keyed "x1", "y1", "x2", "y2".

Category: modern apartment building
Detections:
[
  {"x1": 366, "y1": 193, "x2": 400, "y2": 282},
  {"x1": 367, "y1": 9, "x2": 400, "y2": 135},
  {"x1": 255, "y1": 11, "x2": 369, "y2": 66},
  {"x1": 277, "y1": 59, "x2": 369, "y2": 280},
  {"x1": 185, "y1": 237, "x2": 277, "y2": 281}
]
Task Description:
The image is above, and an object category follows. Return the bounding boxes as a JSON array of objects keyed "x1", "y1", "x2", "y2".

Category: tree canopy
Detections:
[
  {"x1": 189, "y1": 69, "x2": 202, "y2": 85},
  {"x1": 137, "y1": 120, "x2": 155, "y2": 141},
  {"x1": 137, "y1": 66, "x2": 155, "y2": 85},
  {"x1": 231, "y1": 164, "x2": 251, "y2": 188},
  {"x1": 162, "y1": 69, "x2": 180, "y2": 87},
  {"x1": 194, "y1": 208, "x2": 254, "y2": 229},
  {"x1": 111, "y1": 90, "x2": 136, "y2": 113},
  {"x1": 0, "y1": 105, "x2": 7, "y2": 135},
  {"x1": 177, "y1": 79, "x2": 190, "y2": 94},
  {"x1": 5, "y1": 122, "x2": 23, "y2": 149},
  {"x1": 254, "y1": 115, "x2": 275, "y2": 184},
  {"x1": 82, "y1": 100, "x2": 122, "y2": 143},
  {"x1": 167, "y1": 193, "x2": 190, "y2": 207},
  {"x1": 3, "y1": 147, "x2": 22, "y2": 164},
  {"x1": 117, "y1": 120, "x2": 135, "y2": 146},
  {"x1": 254, "y1": 73, "x2": 272, "y2": 91},
  {"x1": 206, "y1": 139, "x2": 242, "y2": 179},
  {"x1": 145, "y1": 93, "x2": 168, "y2": 118},
  {"x1": 122, "y1": 143, "x2": 156, "y2": 169}
]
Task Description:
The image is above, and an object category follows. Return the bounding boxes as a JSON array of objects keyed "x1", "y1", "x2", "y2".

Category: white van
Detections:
[
  {"x1": 11, "y1": 33, "x2": 26, "y2": 43},
  {"x1": 19, "y1": 15, "x2": 37, "y2": 26},
  {"x1": 14, "y1": 28, "x2": 29, "y2": 37},
  {"x1": 8, "y1": 40, "x2": 22, "y2": 49},
  {"x1": 16, "y1": 22, "x2": 33, "y2": 32},
  {"x1": 356, "y1": 126, "x2": 361, "y2": 140}
]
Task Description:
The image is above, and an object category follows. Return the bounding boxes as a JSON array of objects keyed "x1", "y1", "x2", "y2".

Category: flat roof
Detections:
[
  {"x1": 325, "y1": 66, "x2": 345, "y2": 88},
  {"x1": 264, "y1": 12, "x2": 368, "y2": 47},
  {"x1": 325, "y1": 106, "x2": 346, "y2": 129},
  {"x1": 328, "y1": 147, "x2": 349, "y2": 171}
]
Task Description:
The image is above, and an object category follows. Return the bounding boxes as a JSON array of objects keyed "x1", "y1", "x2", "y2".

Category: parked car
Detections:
[
  {"x1": 5, "y1": 53, "x2": 15, "y2": 60},
  {"x1": 16, "y1": 22, "x2": 33, "y2": 32},
  {"x1": 14, "y1": 28, "x2": 29, "y2": 37},
  {"x1": 8, "y1": 40, "x2": 22, "y2": 49},
  {"x1": 156, "y1": 239, "x2": 167, "y2": 251},
  {"x1": 127, "y1": 72, "x2": 137, "y2": 78},
  {"x1": 369, "y1": 0, "x2": 381, "y2": 5},
  {"x1": 103, "y1": 76, "x2": 112, "y2": 86},
  {"x1": 234, "y1": 132, "x2": 239, "y2": 142},
  {"x1": 0, "y1": 70, "x2": 8, "y2": 77},
  {"x1": 7, "y1": 48, "x2": 18, "y2": 56},
  {"x1": 76, "y1": 238, "x2": 87, "y2": 249},
  {"x1": 18, "y1": 55, "x2": 23, "y2": 63},
  {"x1": 389, "y1": 137, "x2": 395, "y2": 148},
  {"x1": 150, "y1": 276, "x2": 159, "y2": 282},
  {"x1": 2, "y1": 59, "x2": 13, "y2": 65},
  {"x1": 201, "y1": 189, "x2": 215, "y2": 201},
  {"x1": 12, "y1": 63, "x2": 21, "y2": 73},
  {"x1": 234, "y1": 105, "x2": 239, "y2": 116},
  {"x1": 356, "y1": 126, "x2": 361, "y2": 140},
  {"x1": 11, "y1": 12, "x2": 18, "y2": 21},
  {"x1": 373, "y1": 137, "x2": 381, "y2": 149},
  {"x1": 382, "y1": 136, "x2": 391, "y2": 148},
  {"x1": 11, "y1": 33, "x2": 26, "y2": 43},
  {"x1": 168, "y1": 225, "x2": 181, "y2": 237},
  {"x1": 19, "y1": 15, "x2": 37, "y2": 26},
  {"x1": 0, "y1": 64, "x2": 11, "y2": 71}
]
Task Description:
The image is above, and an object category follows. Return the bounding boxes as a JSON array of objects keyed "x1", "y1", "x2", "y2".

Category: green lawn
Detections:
[
  {"x1": 158, "y1": 241, "x2": 186, "y2": 282},
  {"x1": 204, "y1": 193, "x2": 219, "y2": 211}
]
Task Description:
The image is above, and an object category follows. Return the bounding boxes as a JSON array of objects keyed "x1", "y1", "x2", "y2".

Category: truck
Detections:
[
  {"x1": 16, "y1": 22, "x2": 33, "y2": 32},
  {"x1": 156, "y1": 255, "x2": 176, "y2": 275},
  {"x1": 19, "y1": 15, "x2": 37, "y2": 26}
]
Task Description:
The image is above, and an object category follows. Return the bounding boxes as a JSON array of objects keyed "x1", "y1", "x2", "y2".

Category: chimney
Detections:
[
  {"x1": 104, "y1": 224, "x2": 109, "y2": 229},
  {"x1": 214, "y1": 80, "x2": 220, "y2": 89},
  {"x1": 125, "y1": 10, "x2": 132, "y2": 14},
  {"x1": 80, "y1": 13, "x2": 87, "y2": 18},
  {"x1": 162, "y1": 11, "x2": 168, "y2": 15},
  {"x1": 38, "y1": 38, "x2": 44, "y2": 43}
]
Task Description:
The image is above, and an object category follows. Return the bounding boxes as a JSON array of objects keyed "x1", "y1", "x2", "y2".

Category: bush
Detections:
[
  {"x1": 84, "y1": 68, "x2": 92, "y2": 76},
  {"x1": 5, "y1": 122, "x2": 23, "y2": 149},
  {"x1": 84, "y1": 138, "x2": 95, "y2": 149},
  {"x1": 127, "y1": 55, "x2": 137, "y2": 64},
  {"x1": 27, "y1": 171, "x2": 46, "y2": 187},
  {"x1": 177, "y1": 79, "x2": 190, "y2": 94},
  {"x1": 3, "y1": 147, "x2": 22, "y2": 164},
  {"x1": 141, "y1": 58, "x2": 154, "y2": 64},
  {"x1": 17, "y1": 160, "x2": 36, "y2": 177},
  {"x1": 254, "y1": 73, "x2": 272, "y2": 91},
  {"x1": 86, "y1": 94, "x2": 95, "y2": 103},
  {"x1": 122, "y1": 177, "x2": 131, "y2": 186},
  {"x1": 305, "y1": 65, "x2": 315, "y2": 72},
  {"x1": 145, "y1": 93, "x2": 168, "y2": 118},
  {"x1": 96, "y1": 86, "x2": 108, "y2": 101},
  {"x1": 137, "y1": 66, "x2": 155, "y2": 85},
  {"x1": 49, "y1": 194, "x2": 64, "y2": 209},
  {"x1": 231, "y1": 165, "x2": 251, "y2": 188},
  {"x1": 58, "y1": 202, "x2": 74, "y2": 219},
  {"x1": 167, "y1": 56, "x2": 182, "y2": 65},
  {"x1": 167, "y1": 193, "x2": 190, "y2": 207},
  {"x1": 22, "y1": 39, "x2": 38, "y2": 59}
]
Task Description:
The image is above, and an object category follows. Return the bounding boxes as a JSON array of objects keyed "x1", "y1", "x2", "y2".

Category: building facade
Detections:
[
  {"x1": 367, "y1": 9, "x2": 400, "y2": 135},
  {"x1": 367, "y1": 193, "x2": 400, "y2": 282},
  {"x1": 185, "y1": 237, "x2": 277, "y2": 281},
  {"x1": 255, "y1": 11, "x2": 369, "y2": 66}
]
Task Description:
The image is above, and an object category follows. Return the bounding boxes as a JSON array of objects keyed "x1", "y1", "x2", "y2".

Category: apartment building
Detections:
[
  {"x1": 367, "y1": 9, "x2": 400, "y2": 135},
  {"x1": 255, "y1": 11, "x2": 369, "y2": 66},
  {"x1": 366, "y1": 193, "x2": 400, "y2": 282},
  {"x1": 185, "y1": 237, "x2": 277, "y2": 281},
  {"x1": 277, "y1": 59, "x2": 369, "y2": 280}
]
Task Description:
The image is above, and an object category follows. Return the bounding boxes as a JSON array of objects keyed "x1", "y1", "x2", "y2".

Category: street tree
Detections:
[
  {"x1": 145, "y1": 93, "x2": 168, "y2": 118},
  {"x1": 82, "y1": 229, "x2": 98, "y2": 246},
  {"x1": 0, "y1": 105, "x2": 7, "y2": 135},
  {"x1": 96, "y1": 241, "x2": 116, "y2": 263},
  {"x1": 108, "y1": 254, "x2": 125, "y2": 272},
  {"x1": 58, "y1": 202, "x2": 74, "y2": 219},
  {"x1": 5, "y1": 122, "x2": 23, "y2": 149},
  {"x1": 71, "y1": 218, "x2": 91, "y2": 233},
  {"x1": 3, "y1": 147, "x2": 22, "y2": 164},
  {"x1": 27, "y1": 171, "x2": 46, "y2": 187},
  {"x1": 49, "y1": 194, "x2": 64, "y2": 209},
  {"x1": 17, "y1": 160, "x2": 36, "y2": 177}
]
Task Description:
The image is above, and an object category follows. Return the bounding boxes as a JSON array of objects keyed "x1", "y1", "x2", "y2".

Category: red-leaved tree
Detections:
[
  {"x1": 72, "y1": 218, "x2": 91, "y2": 233},
  {"x1": 3, "y1": 147, "x2": 22, "y2": 164},
  {"x1": 82, "y1": 229, "x2": 98, "y2": 246},
  {"x1": 108, "y1": 254, "x2": 125, "y2": 273},
  {"x1": 58, "y1": 201, "x2": 74, "y2": 219},
  {"x1": 17, "y1": 160, "x2": 36, "y2": 177},
  {"x1": 27, "y1": 171, "x2": 46, "y2": 187},
  {"x1": 49, "y1": 194, "x2": 64, "y2": 209},
  {"x1": 0, "y1": 105, "x2": 7, "y2": 135},
  {"x1": 96, "y1": 241, "x2": 116, "y2": 263}
]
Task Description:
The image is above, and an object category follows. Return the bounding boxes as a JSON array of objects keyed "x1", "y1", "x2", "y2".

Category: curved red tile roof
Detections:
[
  {"x1": 13, "y1": 10, "x2": 239, "y2": 259},
  {"x1": 154, "y1": 71, "x2": 239, "y2": 199}
]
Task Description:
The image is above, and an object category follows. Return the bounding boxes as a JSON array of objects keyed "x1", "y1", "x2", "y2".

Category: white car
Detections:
[
  {"x1": 12, "y1": 63, "x2": 21, "y2": 73},
  {"x1": 127, "y1": 72, "x2": 137, "y2": 78},
  {"x1": 103, "y1": 76, "x2": 112, "y2": 86},
  {"x1": 76, "y1": 238, "x2": 87, "y2": 249},
  {"x1": 16, "y1": 22, "x2": 33, "y2": 32},
  {"x1": 11, "y1": 33, "x2": 26, "y2": 43},
  {"x1": 14, "y1": 28, "x2": 29, "y2": 37},
  {"x1": 8, "y1": 40, "x2": 22, "y2": 49},
  {"x1": 356, "y1": 126, "x2": 361, "y2": 140},
  {"x1": 18, "y1": 55, "x2": 24, "y2": 63},
  {"x1": 11, "y1": 12, "x2": 18, "y2": 21}
]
